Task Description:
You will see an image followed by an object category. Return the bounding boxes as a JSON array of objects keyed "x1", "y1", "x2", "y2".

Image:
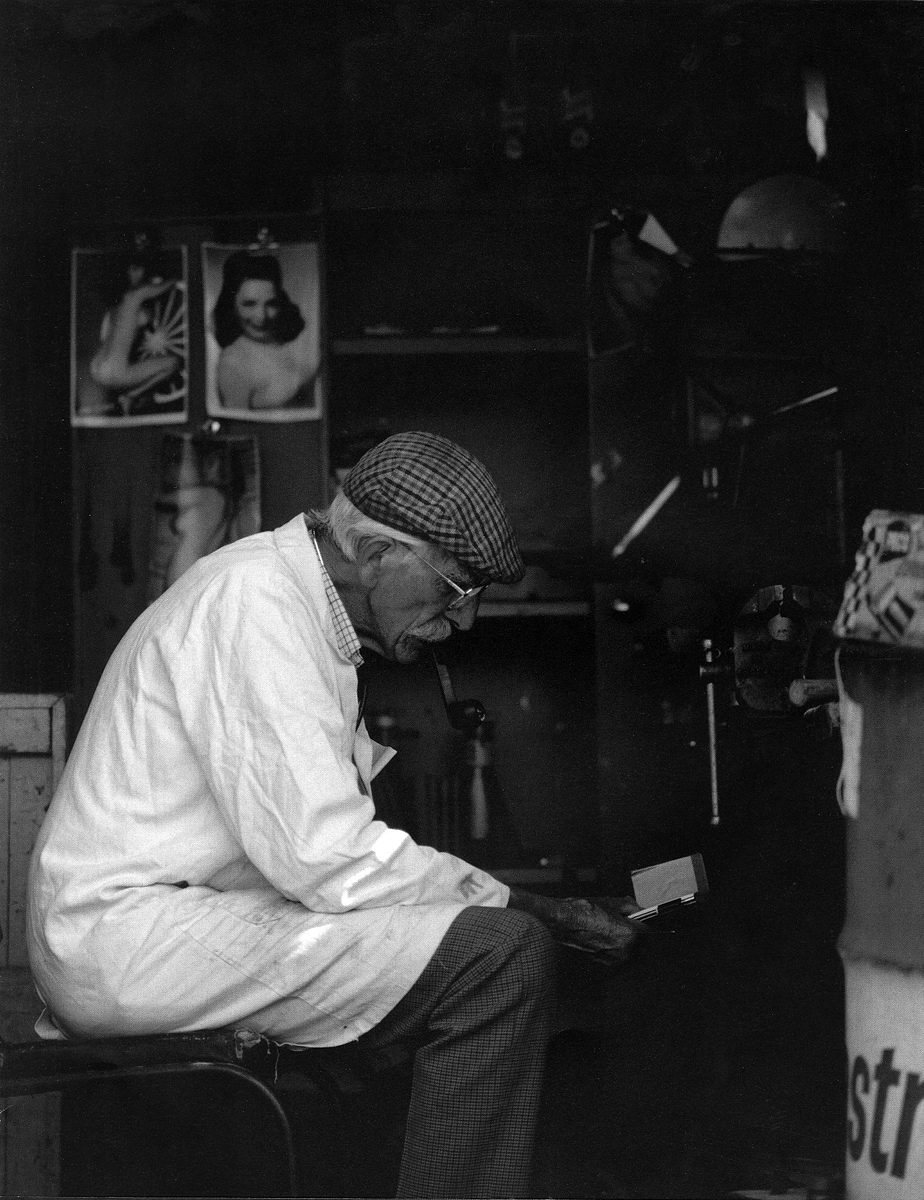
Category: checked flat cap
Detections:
[{"x1": 342, "y1": 431, "x2": 525, "y2": 584}]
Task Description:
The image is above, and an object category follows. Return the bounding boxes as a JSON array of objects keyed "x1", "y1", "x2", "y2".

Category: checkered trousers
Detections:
[{"x1": 359, "y1": 906, "x2": 558, "y2": 1198}]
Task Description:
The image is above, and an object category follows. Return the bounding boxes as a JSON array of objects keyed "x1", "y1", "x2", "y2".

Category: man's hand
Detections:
[{"x1": 506, "y1": 889, "x2": 640, "y2": 967}]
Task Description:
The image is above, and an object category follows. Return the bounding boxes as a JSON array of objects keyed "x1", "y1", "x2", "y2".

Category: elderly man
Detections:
[{"x1": 27, "y1": 430, "x2": 637, "y2": 1198}]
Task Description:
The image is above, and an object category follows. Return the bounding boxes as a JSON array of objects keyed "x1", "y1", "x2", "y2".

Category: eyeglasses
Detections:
[{"x1": 406, "y1": 547, "x2": 488, "y2": 612}]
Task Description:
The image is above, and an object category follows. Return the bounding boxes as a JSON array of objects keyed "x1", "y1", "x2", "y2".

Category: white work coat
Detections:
[{"x1": 26, "y1": 515, "x2": 509, "y2": 1046}]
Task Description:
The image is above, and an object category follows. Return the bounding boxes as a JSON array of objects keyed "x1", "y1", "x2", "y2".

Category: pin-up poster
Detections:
[
  {"x1": 147, "y1": 432, "x2": 261, "y2": 603},
  {"x1": 71, "y1": 246, "x2": 189, "y2": 427},
  {"x1": 202, "y1": 242, "x2": 323, "y2": 422}
]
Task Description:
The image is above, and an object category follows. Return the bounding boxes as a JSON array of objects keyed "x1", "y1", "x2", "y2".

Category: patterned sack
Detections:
[{"x1": 834, "y1": 509, "x2": 924, "y2": 646}]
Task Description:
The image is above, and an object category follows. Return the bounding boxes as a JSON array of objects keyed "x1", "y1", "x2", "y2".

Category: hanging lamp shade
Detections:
[{"x1": 717, "y1": 174, "x2": 846, "y2": 253}]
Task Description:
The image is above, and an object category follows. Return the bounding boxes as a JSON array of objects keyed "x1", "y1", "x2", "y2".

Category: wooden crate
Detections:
[
  {"x1": 1, "y1": 694, "x2": 66, "y2": 968},
  {"x1": 1, "y1": 694, "x2": 67, "y2": 1197}
]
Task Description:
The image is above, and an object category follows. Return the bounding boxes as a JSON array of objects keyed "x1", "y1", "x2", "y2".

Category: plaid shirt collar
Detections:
[{"x1": 310, "y1": 530, "x2": 364, "y2": 667}]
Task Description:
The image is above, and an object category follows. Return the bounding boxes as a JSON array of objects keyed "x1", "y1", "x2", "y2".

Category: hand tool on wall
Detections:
[
  {"x1": 432, "y1": 653, "x2": 486, "y2": 734},
  {"x1": 610, "y1": 474, "x2": 681, "y2": 559},
  {"x1": 701, "y1": 638, "x2": 722, "y2": 826}
]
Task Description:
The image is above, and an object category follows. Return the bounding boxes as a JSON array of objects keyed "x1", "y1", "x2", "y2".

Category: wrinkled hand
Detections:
[
  {"x1": 506, "y1": 888, "x2": 641, "y2": 967},
  {"x1": 549, "y1": 896, "x2": 639, "y2": 966}
]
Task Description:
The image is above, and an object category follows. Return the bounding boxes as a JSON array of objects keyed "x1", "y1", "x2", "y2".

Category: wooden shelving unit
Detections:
[
  {"x1": 325, "y1": 199, "x2": 598, "y2": 870},
  {"x1": 478, "y1": 600, "x2": 591, "y2": 619},
  {"x1": 332, "y1": 336, "x2": 584, "y2": 356}
]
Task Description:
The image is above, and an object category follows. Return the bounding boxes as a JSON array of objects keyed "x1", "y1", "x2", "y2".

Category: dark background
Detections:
[
  {"x1": 4, "y1": 0, "x2": 923, "y2": 872},
  {"x1": 3, "y1": 4, "x2": 924, "y2": 1194},
  {"x1": 4, "y1": 0, "x2": 924, "y2": 695}
]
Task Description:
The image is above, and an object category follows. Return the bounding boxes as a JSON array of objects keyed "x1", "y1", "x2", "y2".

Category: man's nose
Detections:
[{"x1": 446, "y1": 600, "x2": 479, "y2": 632}]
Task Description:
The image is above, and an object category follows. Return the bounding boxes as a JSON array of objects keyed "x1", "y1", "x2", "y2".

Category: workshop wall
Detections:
[
  {"x1": 2, "y1": 1, "x2": 924, "y2": 815},
  {"x1": 4, "y1": 10, "x2": 924, "y2": 1191}
]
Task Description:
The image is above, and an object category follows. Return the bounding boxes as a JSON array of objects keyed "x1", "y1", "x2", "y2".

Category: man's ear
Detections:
[{"x1": 355, "y1": 536, "x2": 396, "y2": 587}]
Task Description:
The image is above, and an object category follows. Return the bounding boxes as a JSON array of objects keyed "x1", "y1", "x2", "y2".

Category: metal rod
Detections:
[
  {"x1": 771, "y1": 385, "x2": 838, "y2": 417},
  {"x1": 611, "y1": 475, "x2": 681, "y2": 558},
  {"x1": 704, "y1": 639, "x2": 720, "y2": 826}
]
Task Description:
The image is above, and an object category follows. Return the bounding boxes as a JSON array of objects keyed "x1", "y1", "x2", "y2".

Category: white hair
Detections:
[{"x1": 307, "y1": 491, "x2": 455, "y2": 569}]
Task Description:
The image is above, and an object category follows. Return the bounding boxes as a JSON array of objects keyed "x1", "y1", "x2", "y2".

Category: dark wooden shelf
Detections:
[
  {"x1": 684, "y1": 348, "x2": 828, "y2": 364},
  {"x1": 332, "y1": 336, "x2": 584, "y2": 356},
  {"x1": 478, "y1": 600, "x2": 591, "y2": 619}
]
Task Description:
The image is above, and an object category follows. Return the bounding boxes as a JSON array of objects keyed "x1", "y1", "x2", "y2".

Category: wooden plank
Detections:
[
  {"x1": 0, "y1": 755, "x2": 9, "y2": 972},
  {"x1": 0, "y1": 707, "x2": 50, "y2": 755},
  {"x1": 8, "y1": 757, "x2": 53, "y2": 968},
  {"x1": 49, "y1": 697, "x2": 67, "y2": 790},
  {"x1": 478, "y1": 600, "x2": 591, "y2": 618},
  {"x1": 0, "y1": 968, "x2": 60, "y2": 1198},
  {"x1": 0, "y1": 695, "x2": 67, "y2": 969},
  {"x1": 0, "y1": 967, "x2": 43, "y2": 1039},
  {"x1": 3, "y1": 1094, "x2": 60, "y2": 1198},
  {"x1": 333, "y1": 335, "x2": 582, "y2": 355},
  {"x1": 0, "y1": 697, "x2": 66, "y2": 1196}
]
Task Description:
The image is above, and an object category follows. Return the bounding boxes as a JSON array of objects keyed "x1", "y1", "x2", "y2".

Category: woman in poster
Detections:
[
  {"x1": 75, "y1": 249, "x2": 187, "y2": 421},
  {"x1": 212, "y1": 250, "x2": 320, "y2": 412},
  {"x1": 147, "y1": 432, "x2": 260, "y2": 603}
]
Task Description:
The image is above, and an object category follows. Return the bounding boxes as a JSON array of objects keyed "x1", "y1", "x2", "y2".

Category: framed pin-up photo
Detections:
[
  {"x1": 71, "y1": 245, "x2": 189, "y2": 427},
  {"x1": 202, "y1": 240, "x2": 324, "y2": 422}
]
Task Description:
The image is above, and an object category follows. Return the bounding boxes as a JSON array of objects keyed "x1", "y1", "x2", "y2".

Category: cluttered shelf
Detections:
[{"x1": 332, "y1": 336, "x2": 584, "y2": 356}]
